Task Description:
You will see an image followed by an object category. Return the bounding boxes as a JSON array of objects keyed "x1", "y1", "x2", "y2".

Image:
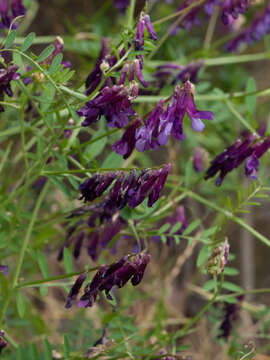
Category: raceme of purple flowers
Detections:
[
  {"x1": 77, "y1": 83, "x2": 138, "y2": 128},
  {"x1": 171, "y1": 0, "x2": 249, "y2": 33},
  {"x1": 113, "y1": 81, "x2": 214, "y2": 158},
  {"x1": 65, "y1": 253, "x2": 151, "y2": 309},
  {"x1": 0, "y1": 0, "x2": 26, "y2": 29},
  {"x1": 79, "y1": 164, "x2": 171, "y2": 209},
  {"x1": 205, "y1": 134, "x2": 270, "y2": 186},
  {"x1": 226, "y1": 1, "x2": 270, "y2": 52}
]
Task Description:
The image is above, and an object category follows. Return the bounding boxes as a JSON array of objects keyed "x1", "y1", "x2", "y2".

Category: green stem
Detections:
[
  {"x1": 0, "y1": 181, "x2": 49, "y2": 326},
  {"x1": 203, "y1": 6, "x2": 219, "y2": 51},
  {"x1": 126, "y1": 0, "x2": 136, "y2": 29},
  {"x1": 174, "y1": 273, "x2": 224, "y2": 339},
  {"x1": 181, "y1": 187, "x2": 270, "y2": 247},
  {"x1": 224, "y1": 99, "x2": 258, "y2": 135}
]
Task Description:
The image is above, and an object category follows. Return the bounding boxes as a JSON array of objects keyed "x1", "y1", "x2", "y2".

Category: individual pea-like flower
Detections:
[
  {"x1": 77, "y1": 83, "x2": 138, "y2": 128},
  {"x1": 118, "y1": 60, "x2": 148, "y2": 87},
  {"x1": 207, "y1": 238, "x2": 230, "y2": 275},
  {"x1": 226, "y1": 1, "x2": 270, "y2": 52},
  {"x1": 205, "y1": 134, "x2": 270, "y2": 186},
  {"x1": 0, "y1": 330, "x2": 7, "y2": 354},
  {"x1": 218, "y1": 295, "x2": 244, "y2": 339},
  {"x1": 113, "y1": 118, "x2": 143, "y2": 159},
  {"x1": 163, "y1": 81, "x2": 214, "y2": 141},
  {"x1": 193, "y1": 147, "x2": 208, "y2": 172},
  {"x1": 0, "y1": 264, "x2": 8, "y2": 275},
  {"x1": 134, "y1": 12, "x2": 157, "y2": 51},
  {"x1": 85, "y1": 37, "x2": 111, "y2": 96},
  {"x1": 65, "y1": 253, "x2": 151, "y2": 309},
  {"x1": 0, "y1": 64, "x2": 20, "y2": 111},
  {"x1": 65, "y1": 272, "x2": 87, "y2": 309}
]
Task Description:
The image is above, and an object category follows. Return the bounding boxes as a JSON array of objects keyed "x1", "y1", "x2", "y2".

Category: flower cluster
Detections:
[
  {"x1": 207, "y1": 238, "x2": 230, "y2": 275},
  {"x1": 113, "y1": 81, "x2": 214, "y2": 158},
  {"x1": 0, "y1": 0, "x2": 26, "y2": 29},
  {"x1": 226, "y1": 1, "x2": 270, "y2": 52},
  {"x1": 119, "y1": 59, "x2": 148, "y2": 87},
  {"x1": 65, "y1": 253, "x2": 151, "y2": 309},
  {"x1": 0, "y1": 64, "x2": 20, "y2": 112},
  {"x1": 79, "y1": 164, "x2": 171, "y2": 209},
  {"x1": 77, "y1": 83, "x2": 138, "y2": 128},
  {"x1": 152, "y1": 61, "x2": 204, "y2": 89},
  {"x1": 205, "y1": 134, "x2": 270, "y2": 186},
  {"x1": 134, "y1": 12, "x2": 157, "y2": 55},
  {"x1": 171, "y1": 0, "x2": 250, "y2": 33}
]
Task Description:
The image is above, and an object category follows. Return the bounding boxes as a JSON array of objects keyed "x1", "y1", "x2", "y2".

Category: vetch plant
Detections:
[{"x1": 1, "y1": 0, "x2": 270, "y2": 359}]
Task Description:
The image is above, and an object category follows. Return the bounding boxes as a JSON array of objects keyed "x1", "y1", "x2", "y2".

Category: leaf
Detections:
[
  {"x1": 101, "y1": 151, "x2": 123, "y2": 169},
  {"x1": 223, "y1": 267, "x2": 239, "y2": 276},
  {"x1": 158, "y1": 223, "x2": 170, "y2": 234},
  {"x1": 203, "y1": 279, "x2": 216, "y2": 291},
  {"x1": 197, "y1": 245, "x2": 209, "y2": 267},
  {"x1": 84, "y1": 119, "x2": 107, "y2": 160},
  {"x1": 223, "y1": 281, "x2": 243, "y2": 293},
  {"x1": 48, "y1": 53, "x2": 63, "y2": 74},
  {"x1": 36, "y1": 44, "x2": 55, "y2": 63},
  {"x1": 13, "y1": 52, "x2": 24, "y2": 73},
  {"x1": 20, "y1": 32, "x2": 36, "y2": 52},
  {"x1": 63, "y1": 247, "x2": 74, "y2": 273},
  {"x1": 40, "y1": 82, "x2": 56, "y2": 112},
  {"x1": 201, "y1": 226, "x2": 218, "y2": 239},
  {"x1": 49, "y1": 176, "x2": 72, "y2": 198},
  {"x1": 43, "y1": 338, "x2": 53, "y2": 360},
  {"x1": 245, "y1": 77, "x2": 257, "y2": 117},
  {"x1": 63, "y1": 335, "x2": 70, "y2": 358},
  {"x1": 16, "y1": 291, "x2": 25, "y2": 318},
  {"x1": 37, "y1": 251, "x2": 51, "y2": 278},
  {"x1": 183, "y1": 219, "x2": 200, "y2": 236},
  {"x1": 5, "y1": 30, "x2": 16, "y2": 48},
  {"x1": 169, "y1": 222, "x2": 183, "y2": 234}
]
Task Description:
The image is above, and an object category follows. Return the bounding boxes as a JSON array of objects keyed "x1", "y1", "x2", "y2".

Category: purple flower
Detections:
[
  {"x1": 0, "y1": 0, "x2": 13, "y2": 29},
  {"x1": 0, "y1": 330, "x2": 7, "y2": 354},
  {"x1": 205, "y1": 134, "x2": 270, "y2": 185},
  {"x1": 118, "y1": 60, "x2": 148, "y2": 87},
  {"x1": 162, "y1": 81, "x2": 214, "y2": 142},
  {"x1": 113, "y1": 118, "x2": 142, "y2": 159},
  {"x1": 135, "y1": 99, "x2": 167, "y2": 151},
  {"x1": 85, "y1": 37, "x2": 110, "y2": 96},
  {"x1": 0, "y1": 64, "x2": 20, "y2": 109},
  {"x1": 87, "y1": 232, "x2": 99, "y2": 261},
  {"x1": 11, "y1": 0, "x2": 26, "y2": 17},
  {"x1": 0, "y1": 265, "x2": 8, "y2": 275},
  {"x1": 221, "y1": 0, "x2": 249, "y2": 26},
  {"x1": 134, "y1": 12, "x2": 157, "y2": 54},
  {"x1": 65, "y1": 272, "x2": 87, "y2": 309},
  {"x1": 114, "y1": 0, "x2": 130, "y2": 13},
  {"x1": 79, "y1": 172, "x2": 118, "y2": 202},
  {"x1": 226, "y1": 2, "x2": 270, "y2": 51},
  {"x1": 193, "y1": 147, "x2": 207, "y2": 172},
  {"x1": 148, "y1": 163, "x2": 171, "y2": 207},
  {"x1": 77, "y1": 84, "x2": 138, "y2": 128},
  {"x1": 73, "y1": 253, "x2": 150, "y2": 308}
]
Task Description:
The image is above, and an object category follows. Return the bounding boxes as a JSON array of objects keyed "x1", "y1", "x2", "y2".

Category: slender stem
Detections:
[
  {"x1": 203, "y1": 6, "x2": 219, "y2": 51},
  {"x1": 0, "y1": 181, "x2": 50, "y2": 326},
  {"x1": 174, "y1": 273, "x2": 224, "y2": 339},
  {"x1": 181, "y1": 187, "x2": 270, "y2": 247},
  {"x1": 126, "y1": 0, "x2": 136, "y2": 29},
  {"x1": 129, "y1": 220, "x2": 142, "y2": 252},
  {"x1": 224, "y1": 99, "x2": 258, "y2": 136}
]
